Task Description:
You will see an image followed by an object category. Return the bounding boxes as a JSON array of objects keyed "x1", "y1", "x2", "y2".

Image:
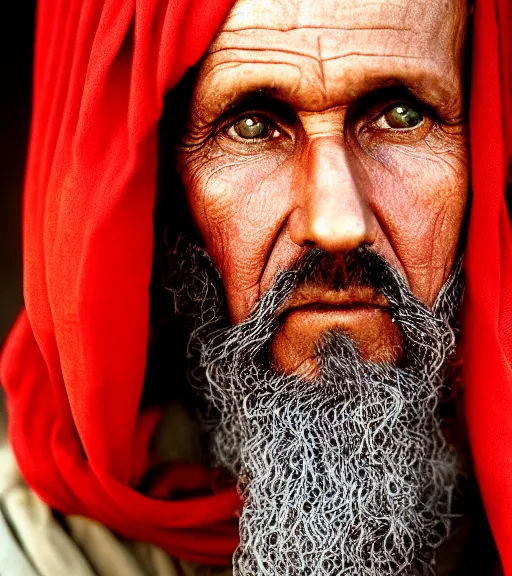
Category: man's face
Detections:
[
  {"x1": 171, "y1": 2, "x2": 469, "y2": 572},
  {"x1": 176, "y1": 0, "x2": 468, "y2": 374}
]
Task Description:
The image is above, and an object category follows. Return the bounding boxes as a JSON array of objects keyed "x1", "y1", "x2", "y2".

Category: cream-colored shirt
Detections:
[{"x1": 0, "y1": 439, "x2": 231, "y2": 576}]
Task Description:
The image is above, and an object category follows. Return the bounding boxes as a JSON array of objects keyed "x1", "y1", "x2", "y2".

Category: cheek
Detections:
[
  {"x1": 361, "y1": 135, "x2": 468, "y2": 304},
  {"x1": 182, "y1": 150, "x2": 294, "y2": 320},
  {"x1": 180, "y1": 128, "x2": 469, "y2": 321}
]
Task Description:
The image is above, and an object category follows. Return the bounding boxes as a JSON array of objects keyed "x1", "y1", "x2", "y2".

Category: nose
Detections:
[{"x1": 289, "y1": 137, "x2": 377, "y2": 253}]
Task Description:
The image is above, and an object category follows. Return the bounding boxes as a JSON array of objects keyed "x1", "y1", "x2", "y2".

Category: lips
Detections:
[
  {"x1": 280, "y1": 285, "x2": 390, "y2": 316},
  {"x1": 270, "y1": 285, "x2": 401, "y2": 373}
]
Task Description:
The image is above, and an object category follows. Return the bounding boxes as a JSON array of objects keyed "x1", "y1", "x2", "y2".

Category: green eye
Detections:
[
  {"x1": 233, "y1": 116, "x2": 271, "y2": 139},
  {"x1": 382, "y1": 105, "x2": 423, "y2": 129}
]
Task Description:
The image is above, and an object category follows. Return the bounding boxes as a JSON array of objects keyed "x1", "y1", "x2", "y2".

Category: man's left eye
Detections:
[
  {"x1": 374, "y1": 105, "x2": 424, "y2": 130},
  {"x1": 227, "y1": 116, "x2": 281, "y2": 140}
]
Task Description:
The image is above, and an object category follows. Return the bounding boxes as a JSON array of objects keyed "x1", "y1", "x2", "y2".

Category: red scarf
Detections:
[
  {"x1": 1, "y1": 0, "x2": 511, "y2": 571},
  {"x1": 465, "y1": 0, "x2": 512, "y2": 571}
]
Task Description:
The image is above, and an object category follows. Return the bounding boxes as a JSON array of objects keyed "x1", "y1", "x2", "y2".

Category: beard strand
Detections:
[{"x1": 168, "y1": 241, "x2": 465, "y2": 575}]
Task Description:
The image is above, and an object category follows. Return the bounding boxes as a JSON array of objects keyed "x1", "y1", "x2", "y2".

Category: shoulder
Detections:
[{"x1": 0, "y1": 439, "x2": 230, "y2": 576}]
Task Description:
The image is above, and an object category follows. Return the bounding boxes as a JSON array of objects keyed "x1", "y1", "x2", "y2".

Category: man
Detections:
[{"x1": 0, "y1": 0, "x2": 510, "y2": 574}]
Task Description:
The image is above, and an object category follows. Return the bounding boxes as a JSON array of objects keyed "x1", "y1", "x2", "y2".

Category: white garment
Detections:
[{"x1": 0, "y1": 443, "x2": 231, "y2": 576}]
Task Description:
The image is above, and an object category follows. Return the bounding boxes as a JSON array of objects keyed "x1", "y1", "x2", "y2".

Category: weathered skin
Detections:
[{"x1": 176, "y1": 0, "x2": 468, "y2": 374}]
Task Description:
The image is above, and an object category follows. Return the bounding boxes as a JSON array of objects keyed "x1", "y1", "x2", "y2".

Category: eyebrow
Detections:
[
  {"x1": 202, "y1": 75, "x2": 458, "y2": 126},
  {"x1": 219, "y1": 90, "x2": 298, "y2": 122}
]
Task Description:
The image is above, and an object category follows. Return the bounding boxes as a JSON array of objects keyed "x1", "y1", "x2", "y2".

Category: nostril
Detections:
[
  {"x1": 289, "y1": 208, "x2": 376, "y2": 252},
  {"x1": 307, "y1": 212, "x2": 372, "y2": 253}
]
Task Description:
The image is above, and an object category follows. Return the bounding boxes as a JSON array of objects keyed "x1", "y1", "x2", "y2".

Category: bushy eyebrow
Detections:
[
  {"x1": 219, "y1": 90, "x2": 297, "y2": 122},
  {"x1": 197, "y1": 70, "x2": 459, "y2": 125},
  {"x1": 210, "y1": 84, "x2": 457, "y2": 138}
]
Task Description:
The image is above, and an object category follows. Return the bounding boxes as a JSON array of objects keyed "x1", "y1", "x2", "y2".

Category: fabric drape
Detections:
[
  {"x1": 0, "y1": 0, "x2": 239, "y2": 566},
  {"x1": 1, "y1": 0, "x2": 512, "y2": 571},
  {"x1": 464, "y1": 0, "x2": 512, "y2": 572}
]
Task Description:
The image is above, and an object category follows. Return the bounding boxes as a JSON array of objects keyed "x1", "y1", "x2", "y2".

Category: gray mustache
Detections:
[{"x1": 292, "y1": 245, "x2": 395, "y2": 294}]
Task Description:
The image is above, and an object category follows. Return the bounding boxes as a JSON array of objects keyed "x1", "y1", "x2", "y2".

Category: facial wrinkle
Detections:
[
  {"x1": 198, "y1": 2, "x2": 460, "y2": 120},
  {"x1": 195, "y1": 55, "x2": 457, "y2": 124},
  {"x1": 176, "y1": 0, "x2": 468, "y2": 374},
  {"x1": 316, "y1": 35, "x2": 328, "y2": 98},
  {"x1": 222, "y1": 25, "x2": 414, "y2": 33},
  {"x1": 220, "y1": 0, "x2": 435, "y2": 34}
]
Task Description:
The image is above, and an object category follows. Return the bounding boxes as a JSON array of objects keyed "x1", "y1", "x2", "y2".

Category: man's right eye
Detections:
[{"x1": 227, "y1": 115, "x2": 281, "y2": 141}]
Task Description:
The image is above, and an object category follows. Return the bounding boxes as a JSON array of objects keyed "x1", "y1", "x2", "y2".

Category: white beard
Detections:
[{"x1": 170, "y1": 243, "x2": 465, "y2": 576}]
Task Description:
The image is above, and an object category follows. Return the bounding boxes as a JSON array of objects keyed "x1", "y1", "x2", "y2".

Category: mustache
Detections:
[
  {"x1": 245, "y1": 245, "x2": 409, "y2": 332},
  {"x1": 285, "y1": 246, "x2": 462, "y2": 319},
  {"x1": 168, "y1": 239, "x2": 464, "y2": 369},
  {"x1": 273, "y1": 246, "x2": 463, "y2": 334},
  {"x1": 292, "y1": 245, "x2": 391, "y2": 293},
  {"x1": 280, "y1": 246, "x2": 397, "y2": 321}
]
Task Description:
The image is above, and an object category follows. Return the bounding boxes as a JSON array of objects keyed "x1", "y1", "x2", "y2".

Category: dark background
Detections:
[{"x1": 0, "y1": 3, "x2": 36, "y2": 347}]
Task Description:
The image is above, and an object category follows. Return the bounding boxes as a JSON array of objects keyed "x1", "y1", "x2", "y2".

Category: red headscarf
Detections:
[
  {"x1": 465, "y1": 0, "x2": 512, "y2": 571},
  {"x1": 1, "y1": 0, "x2": 511, "y2": 571}
]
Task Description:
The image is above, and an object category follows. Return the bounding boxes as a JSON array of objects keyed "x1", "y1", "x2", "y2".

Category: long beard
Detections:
[{"x1": 168, "y1": 241, "x2": 465, "y2": 575}]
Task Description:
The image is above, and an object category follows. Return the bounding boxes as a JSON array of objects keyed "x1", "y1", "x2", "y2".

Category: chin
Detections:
[{"x1": 270, "y1": 307, "x2": 403, "y2": 375}]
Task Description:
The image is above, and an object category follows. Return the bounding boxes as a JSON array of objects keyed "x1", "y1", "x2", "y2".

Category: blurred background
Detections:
[{"x1": 0, "y1": 3, "x2": 36, "y2": 347}]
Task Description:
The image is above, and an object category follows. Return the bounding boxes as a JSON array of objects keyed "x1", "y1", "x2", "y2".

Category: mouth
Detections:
[
  {"x1": 286, "y1": 301, "x2": 388, "y2": 314},
  {"x1": 271, "y1": 289, "x2": 402, "y2": 373},
  {"x1": 281, "y1": 286, "x2": 391, "y2": 315},
  {"x1": 281, "y1": 303, "x2": 391, "y2": 338}
]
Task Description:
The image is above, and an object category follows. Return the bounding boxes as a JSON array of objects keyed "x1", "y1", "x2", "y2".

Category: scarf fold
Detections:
[{"x1": 1, "y1": 0, "x2": 240, "y2": 566}]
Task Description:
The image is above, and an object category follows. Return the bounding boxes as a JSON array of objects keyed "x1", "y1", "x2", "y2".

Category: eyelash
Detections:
[
  {"x1": 370, "y1": 103, "x2": 424, "y2": 130},
  {"x1": 217, "y1": 99, "x2": 431, "y2": 148},
  {"x1": 221, "y1": 113, "x2": 283, "y2": 143}
]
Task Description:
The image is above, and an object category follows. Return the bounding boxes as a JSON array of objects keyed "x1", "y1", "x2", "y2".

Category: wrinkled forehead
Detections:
[
  {"x1": 195, "y1": 0, "x2": 468, "y2": 122},
  {"x1": 213, "y1": 0, "x2": 465, "y2": 43}
]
